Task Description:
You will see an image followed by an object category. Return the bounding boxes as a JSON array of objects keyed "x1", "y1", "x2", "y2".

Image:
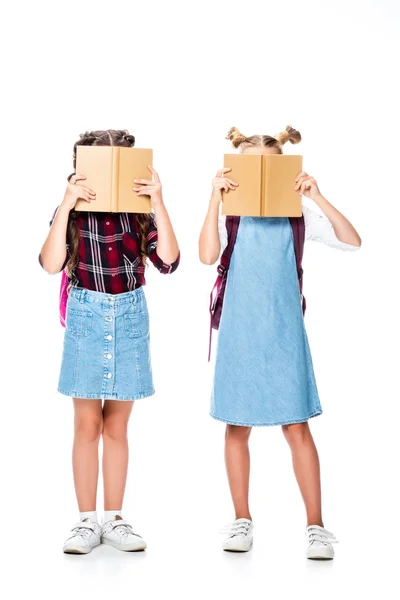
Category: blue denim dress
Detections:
[
  {"x1": 210, "y1": 217, "x2": 322, "y2": 426},
  {"x1": 58, "y1": 286, "x2": 154, "y2": 401}
]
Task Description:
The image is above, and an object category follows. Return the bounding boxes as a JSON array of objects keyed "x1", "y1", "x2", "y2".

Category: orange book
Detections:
[
  {"x1": 222, "y1": 154, "x2": 303, "y2": 217},
  {"x1": 74, "y1": 146, "x2": 153, "y2": 213}
]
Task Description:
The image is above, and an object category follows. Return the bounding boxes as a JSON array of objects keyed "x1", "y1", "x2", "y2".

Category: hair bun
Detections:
[
  {"x1": 121, "y1": 130, "x2": 135, "y2": 146},
  {"x1": 226, "y1": 127, "x2": 247, "y2": 148},
  {"x1": 273, "y1": 125, "x2": 301, "y2": 146},
  {"x1": 78, "y1": 131, "x2": 97, "y2": 145}
]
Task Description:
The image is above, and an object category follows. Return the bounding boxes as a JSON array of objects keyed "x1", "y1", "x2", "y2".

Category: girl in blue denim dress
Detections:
[
  {"x1": 199, "y1": 125, "x2": 361, "y2": 558},
  {"x1": 39, "y1": 129, "x2": 180, "y2": 554}
]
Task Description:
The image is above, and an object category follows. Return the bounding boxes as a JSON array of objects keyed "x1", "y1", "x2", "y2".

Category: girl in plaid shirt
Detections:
[{"x1": 39, "y1": 129, "x2": 180, "y2": 554}]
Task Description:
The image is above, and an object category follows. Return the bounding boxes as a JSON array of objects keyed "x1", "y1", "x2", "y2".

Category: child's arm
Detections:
[
  {"x1": 146, "y1": 213, "x2": 180, "y2": 274},
  {"x1": 38, "y1": 204, "x2": 71, "y2": 273},
  {"x1": 295, "y1": 171, "x2": 362, "y2": 248},
  {"x1": 38, "y1": 173, "x2": 96, "y2": 274},
  {"x1": 133, "y1": 166, "x2": 179, "y2": 266},
  {"x1": 199, "y1": 167, "x2": 238, "y2": 264}
]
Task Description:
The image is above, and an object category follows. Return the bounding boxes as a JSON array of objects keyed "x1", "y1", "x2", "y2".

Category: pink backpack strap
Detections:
[{"x1": 59, "y1": 270, "x2": 69, "y2": 327}]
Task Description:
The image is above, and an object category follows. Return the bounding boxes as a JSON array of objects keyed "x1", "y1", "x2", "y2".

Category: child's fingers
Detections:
[
  {"x1": 133, "y1": 185, "x2": 156, "y2": 193},
  {"x1": 294, "y1": 171, "x2": 307, "y2": 182},
  {"x1": 147, "y1": 165, "x2": 161, "y2": 183},
  {"x1": 78, "y1": 192, "x2": 93, "y2": 203},
  {"x1": 294, "y1": 175, "x2": 308, "y2": 191},
  {"x1": 78, "y1": 185, "x2": 96, "y2": 196},
  {"x1": 216, "y1": 167, "x2": 232, "y2": 177},
  {"x1": 133, "y1": 178, "x2": 153, "y2": 185},
  {"x1": 214, "y1": 177, "x2": 238, "y2": 188},
  {"x1": 299, "y1": 180, "x2": 311, "y2": 194},
  {"x1": 72, "y1": 173, "x2": 87, "y2": 182}
]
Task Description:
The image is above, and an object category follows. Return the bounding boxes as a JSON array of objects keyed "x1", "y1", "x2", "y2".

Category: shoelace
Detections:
[
  {"x1": 307, "y1": 526, "x2": 338, "y2": 545},
  {"x1": 219, "y1": 521, "x2": 252, "y2": 538},
  {"x1": 71, "y1": 522, "x2": 95, "y2": 539},
  {"x1": 112, "y1": 523, "x2": 142, "y2": 539}
]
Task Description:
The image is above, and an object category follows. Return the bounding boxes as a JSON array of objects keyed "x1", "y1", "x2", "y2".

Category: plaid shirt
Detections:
[{"x1": 38, "y1": 206, "x2": 180, "y2": 293}]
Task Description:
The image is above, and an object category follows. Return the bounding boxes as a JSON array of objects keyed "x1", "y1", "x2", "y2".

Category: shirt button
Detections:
[
  {"x1": 106, "y1": 335, "x2": 112, "y2": 340},
  {"x1": 111, "y1": 274, "x2": 115, "y2": 277},
  {"x1": 108, "y1": 247, "x2": 112, "y2": 251},
  {"x1": 106, "y1": 221, "x2": 110, "y2": 225},
  {"x1": 106, "y1": 373, "x2": 112, "y2": 379},
  {"x1": 106, "y1": 353, "x2": 112, "y2": 359}
]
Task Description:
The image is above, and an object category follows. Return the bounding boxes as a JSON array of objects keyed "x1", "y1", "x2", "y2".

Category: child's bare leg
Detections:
[
  {"x1": 225, "y1": 425, "x2": 252, "y2": 520},
  {"x1": 72, "y1": 398, "x2": 103, "y2": 512},
  {"x1": 102, "y1": 400, "x2": 134, "y2": 511},
  {"x1": 282, "y1": 422, "x2": 323, "y2": 526}
]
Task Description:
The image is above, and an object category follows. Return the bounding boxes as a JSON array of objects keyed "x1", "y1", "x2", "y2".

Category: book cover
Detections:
[
  {"x1": 222, "y1": 154, "x2": 303, "y2": 217},
  {"x1": 74, "y1": 146, "x2": 153, "y2": 213}
]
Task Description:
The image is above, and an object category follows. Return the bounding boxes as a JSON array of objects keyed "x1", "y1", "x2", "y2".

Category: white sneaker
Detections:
[
  {"x1": 63, "y1": 519, "x2": 101, "y2": 554},
  {"x1": 101, "y1": 519, "x2": 147, "y2": 552},
  {"x1": 220, "y1": 518, "x2": 253, "y2": 552},
  {"x1": 306, "y1": 525, "x2": 338, "y2": 560}
]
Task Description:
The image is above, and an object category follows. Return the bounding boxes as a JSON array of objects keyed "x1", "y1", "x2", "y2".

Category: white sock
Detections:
[
  {"x1": 80, "y1": 510, "x2": 98, "y2": 523},
  {"x1": 103, "y1": 510, "x2": 123, "y2": 523}
]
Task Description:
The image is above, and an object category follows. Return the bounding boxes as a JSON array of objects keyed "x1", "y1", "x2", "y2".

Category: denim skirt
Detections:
[{"x1": 57, "y1": 286, "x2": 155, "y2": 401}]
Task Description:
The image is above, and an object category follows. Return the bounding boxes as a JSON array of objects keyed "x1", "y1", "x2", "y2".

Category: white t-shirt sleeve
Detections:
[
  {"x1": 303, "y1": 204, "x2": 360, "y2": 251},
  {"x1": 217, "y1": 213, "x2": 228, "y2": 261}
]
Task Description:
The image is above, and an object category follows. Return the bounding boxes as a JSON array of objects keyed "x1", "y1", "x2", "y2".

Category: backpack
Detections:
[
  {"x1": 59, "y1": 269, "x2": 69, "y2": 327},
  {"x1": 208, "y1": 215, "x2": 306, "y2": 361}
]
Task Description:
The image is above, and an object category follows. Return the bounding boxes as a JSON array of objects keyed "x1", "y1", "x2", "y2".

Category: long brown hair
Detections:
[
  {"x1": 65, "y1": 129, "x2": 151, "y2": 278},
  {"x1": 226, "y1": 124, "x2": 301, "y2": 152}
]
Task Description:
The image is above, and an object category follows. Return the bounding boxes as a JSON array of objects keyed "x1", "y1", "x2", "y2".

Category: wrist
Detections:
[
  {"x1": 312, "y1": 192, "x2": 326, "y2": 205},
  {"x1": 210, "y1": 193, "x2": 222, "y2": 206},
  {"x1": 60, "y1": 200, "x2": 73, "y2": 214},
  {"x1": 152, "y1": 196, "x2": 165, "y2": 210}
]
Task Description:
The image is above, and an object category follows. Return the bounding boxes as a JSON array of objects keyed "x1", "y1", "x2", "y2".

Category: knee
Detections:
[
  {"x1": 102, "y1": 415, "x2": 129, "y2": 442},
  {"x1": 282, "y1": 422, "x2": 309, "y2": 446},
  {"x1": 225, "y1": 424, "x2": 252, "y2": 443},
  {"x1": 75, "y1": 415, "x2": 103, "y2": 444}
]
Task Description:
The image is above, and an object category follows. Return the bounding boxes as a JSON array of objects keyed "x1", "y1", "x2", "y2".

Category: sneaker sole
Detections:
[
  {"x1": 222, "y1": 540, "x2": 253, "y2": 552},
  {"x1": 63, "y1": 540, "x2": 101, "y2": 554},
  {"x1": 307, "y1": 549, "x2": 334, "y2": 560},
  {"x1": 101, "y1": 538, "x2": 147, "y2": 552}
]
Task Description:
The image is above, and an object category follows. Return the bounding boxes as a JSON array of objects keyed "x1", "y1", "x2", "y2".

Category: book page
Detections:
[
  {"x1": 221, "y1": 154, "x2": 262, "y2": 216},
  {"x1": 117, "y1": 148, "x2": 153, "y2": 213},
  {"x1": 262, "y1": 155, "x2": 303, "y2": 217},
  {"x1": 75, "y1": 146, "x2": 113, "y2": 212}
]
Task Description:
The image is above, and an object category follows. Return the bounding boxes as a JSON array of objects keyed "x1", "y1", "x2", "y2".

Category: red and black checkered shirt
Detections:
[{"x1": 38, "y1": 205, "x2": 180, "y2": 293}]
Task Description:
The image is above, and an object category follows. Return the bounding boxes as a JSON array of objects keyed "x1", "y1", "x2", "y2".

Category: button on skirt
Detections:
[{"x1": 57, "y1": 286, "x2": 155, "y2": 401}]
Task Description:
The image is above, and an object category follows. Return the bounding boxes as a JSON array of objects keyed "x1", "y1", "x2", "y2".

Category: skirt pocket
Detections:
[
  {"x1": 123, "y1": 311, "x2": 149, "y2": 339},
  {"x1": 66, "y1": 307, "x2": 94, "y2": 337}
]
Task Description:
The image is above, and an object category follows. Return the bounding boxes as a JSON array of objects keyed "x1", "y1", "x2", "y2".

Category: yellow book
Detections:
[
  {"x1": 74, "y1": 146, "x2": 153, "y2": 213},
  {"x1": 222, "y1": 154, "x2": 303, "y2": 217}
]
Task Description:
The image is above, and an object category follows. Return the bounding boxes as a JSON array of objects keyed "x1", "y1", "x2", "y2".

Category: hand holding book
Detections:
[
  {"x1": 293, "y1": 171, "x2": 322, "y2": 201},
  {"x1": 211, "y1": 167, "x2": 239, "y2": 204},
  {"x1": 62, "y1": 173, "x2": 97, "y2": 212},
  {"x1": 133, "y1": 165, "x2": 164, "y2": 208}
]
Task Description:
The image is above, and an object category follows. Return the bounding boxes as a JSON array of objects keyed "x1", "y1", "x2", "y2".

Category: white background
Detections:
[{"x1": 2, "y1": 1, "x2": 399, "y2": 598}]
